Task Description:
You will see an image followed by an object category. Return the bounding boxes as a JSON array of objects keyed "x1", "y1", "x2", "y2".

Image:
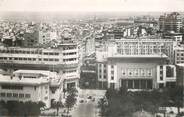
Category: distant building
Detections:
[
  {"x1": 174, "y1": 46, "x2": 184, "y2": 64},
  {"x1": 0, "y1": 70, "x2": 62, "y2": 108},
  {"x1": 84, "y1": 36, "x2": 95, "y2": 57},
  {"x1": 164, "y1": 32, "x2": 183, "y2": 44},
  {"x1": 0, "y1": 41, "x2": 80, "y2": 90},
  {"x1": 38, "y1": 31, "x2": 57, "y2": 44},
  {"x1": 159, "y1": 12, "x2": 182, "y2": 33}
]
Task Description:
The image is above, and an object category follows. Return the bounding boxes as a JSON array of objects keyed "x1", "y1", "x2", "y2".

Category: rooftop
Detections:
[
  {"x1": 13, "y1": 70, "x2": 57, "y2": 78},
  {"x1": 0, "y1": 74, "x2": 49, "y2": 86},
  {"x1": 176, "y1": 63, "x2": 184, "y2": 67},
  {"x1": 108, "y1": 53, "x2": 168, "y2": 59}
]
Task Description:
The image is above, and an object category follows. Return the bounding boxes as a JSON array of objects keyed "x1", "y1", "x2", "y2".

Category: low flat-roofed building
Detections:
[{"x1": 0, "y1": 70, "x2": 63, "y2": 108}]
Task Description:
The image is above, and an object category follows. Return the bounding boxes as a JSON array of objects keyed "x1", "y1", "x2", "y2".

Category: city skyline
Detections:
[{"x1": 0, "y1": 0, "x2": 183, "y2": 12}]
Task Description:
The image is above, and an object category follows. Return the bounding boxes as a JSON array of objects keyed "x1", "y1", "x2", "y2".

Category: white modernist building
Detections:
[
  {"x1": 0, "y1": 70, "x2": 63, "y2": 108},
  {"x1": 96, "y1": 39, "x2": 176, "y2": 90},
  {"x1": 0, "y1": 41, "x2": 80, "y2": 90}
]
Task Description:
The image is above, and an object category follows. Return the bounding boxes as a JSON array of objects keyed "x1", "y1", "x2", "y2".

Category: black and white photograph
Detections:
[{"x1": 0, "y1": 0, "x2": 184, "y2": 117}]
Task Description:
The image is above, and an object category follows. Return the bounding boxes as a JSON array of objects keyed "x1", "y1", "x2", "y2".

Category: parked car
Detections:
[
  {"x1": 87, "y1": 96, "x2": 92, "y2": 99},
  {"x1": 79, "y1": 99, "x2": 84, "y2": 103}
]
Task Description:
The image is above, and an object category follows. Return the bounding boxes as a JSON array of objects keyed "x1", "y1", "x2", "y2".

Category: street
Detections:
[
  {"x1": 71, "y1": 101, "x2": 97, "y2": 117},
  {"x1": 71, "y1": 89, "x2": 106, "y2": 117}
]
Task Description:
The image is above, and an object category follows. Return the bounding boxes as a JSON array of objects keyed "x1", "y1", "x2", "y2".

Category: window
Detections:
[
  {"x1": 110, "y1": 83, "x2": 115, "y2": 89},
  {"x1": 1, "y1": 85, "x2": 23, "y2": 90},
  {"x1": 0, "y1": 93, "x2": 5, "y2": 97},
  {"x1": 54, "y1": 59, "x2": 59, "y2": 61},
  {"x1": 44, "y1": 58, "x2": 48, "y2": 61},
  {"x1": 160, "y1": 76, "x2": 163, "y2": 81},
  {"x1": 44, "y1": 52, "x2": 48, "y2": 55},
  {"x1": 111, "y1": 71, "x2": 114, "y2": 74},
  {"x1": 111, "y1": 65, "x2": 114, "y2": 69},
  {"x1": 111, "y1": 76, "x2": 114, "y2": 80},
  {"x1": 13, "y1": 93, "x2": 18, "y2": 97},
  {"x1": 159, "y1": 83, "x2": 164, "y2": 88},
  {"x1": 49, "y1": 53, "x2": 54, "y2": 55},
  {"x1": 128, "y1": 80, "x2": 133, "y2": 89},
  {"x1": 134, "y1": 69, "x2": 138, "y2": 76},
  {"x1": 54, "y1": 53, "x2": 59, "y2": 55},
  {"x1": 44, "y1": 96, "x2": 48, "y2": 100},
  {"x1": 19, "y1": 94, "x2": 24, "y2": 98},
  {"x1": 34, "y1": 86, "x2": 36, "y2": 90},
  {"x1": 25, "y1": 94, "x2": 31, "y2": 98},
  {"x1": 147, "y1": 69, "x2": 152, "y2": 76},
  {"x1": 7, "y1": 93, "x2": 12, "y2": 97},
  {"x1": 49, "y1": 59, "x2": 53, "y2": 61}
]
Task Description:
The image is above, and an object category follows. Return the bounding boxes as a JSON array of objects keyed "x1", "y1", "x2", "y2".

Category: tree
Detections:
[
  {"x1": 166, "y1": 87, "x2": 183, "y2": 115},
  {"x1": 52, "y1": 101, "x2": 63, "y2": 116},
  {"x1": 104, "y1": 88, "x2": 171, "y2": 117},
  {"x1": 67, "y1": 87, "x2": 78, "y2": 97},
  {"x1": 98, "y1": 98, "x2": 108, "y2": 117},
  {"x1": 65, "y1": 88, "x2": 78, "y2": 115},
  {"x1": 38, "y1": 101, "x2": 46, "y2": 109},
  {"x1": 65, "y1": 94, "x2": 77, "y2": 115}
]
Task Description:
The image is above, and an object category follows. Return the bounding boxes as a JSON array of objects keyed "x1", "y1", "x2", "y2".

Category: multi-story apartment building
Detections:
[
  {"x1": 159, "y1": 12, "x2": 183, "y2": 33},
  {"x1": 0, "y1": 41, "x2": 80, "y2": 90},
  {"x1": 96, "y1": 39, "x2": 176, "y2": 90},
  {"x1": 0, "y1": 70, "x2": 62, "y2": 108}
]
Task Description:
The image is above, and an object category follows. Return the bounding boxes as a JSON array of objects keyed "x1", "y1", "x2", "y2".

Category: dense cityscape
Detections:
[{"x1": 0, "y1": 3, "x2": 184, "y2": 117}]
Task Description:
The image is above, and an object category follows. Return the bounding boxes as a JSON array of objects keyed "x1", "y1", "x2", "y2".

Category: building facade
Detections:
[
  {"x1": 174, "y1": 46, "x2": 184, "y2": 64},
  {"x1": 0, "y1": 41, "x2": 80, "y2": 90},
  {"x1": 96, "y1": 39, "x2": 176, "y2": 90},
  {"x1": 0, "y1": 70, "x2": 62, "y2": 108},
  {"x1": 108, "y1": 39, "x2": 174, "y2": 63},
  {"x1": 159, "y1": 12, "x2": 182, "y2": 33}
]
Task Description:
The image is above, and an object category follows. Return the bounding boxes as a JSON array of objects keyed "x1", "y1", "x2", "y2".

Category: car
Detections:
[
  {"x1": 87, "y1": 96, "x2": 92, "y2": 99},
  {"x1": 92, "y1": 98, "x2": 95, "y2": 102},
  {"x1": 79, "y1": 100, "x2": 84, "y2": 103}
]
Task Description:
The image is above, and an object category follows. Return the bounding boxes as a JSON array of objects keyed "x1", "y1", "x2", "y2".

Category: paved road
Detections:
[
  {"x1": 71, "y1": 89, "x2": 106, "y2": 117},
  {"x1": 71, "y1": 101, "x2": 97, "y2": 117}
]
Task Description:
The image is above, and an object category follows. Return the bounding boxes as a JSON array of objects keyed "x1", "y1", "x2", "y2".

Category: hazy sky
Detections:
[{"x1": 0, "y1": 0, "x2": 183, "y2": 12}]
